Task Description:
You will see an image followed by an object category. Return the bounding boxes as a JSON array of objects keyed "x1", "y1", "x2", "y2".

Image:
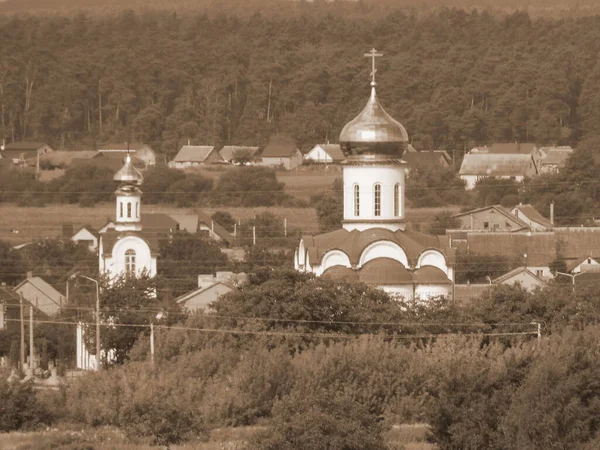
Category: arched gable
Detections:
[
  {"x1": 417, "y1": 249, "x2": 448, "y2": 275},
  {"x1": 321, "y1": 249, "x2": 351, "y2": 271},
  {"x1": 111, "y1": 235, "x2": 154, "y2": 278},
  {"x1": 358, "y1": 240, "x2": 408, "y2": 268}
]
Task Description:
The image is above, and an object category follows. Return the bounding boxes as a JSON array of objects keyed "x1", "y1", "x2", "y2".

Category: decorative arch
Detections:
[
  {"x1": 321, "y1": 250, "x2": 352, "y2": 271},
  {"x1": 417, "y1": 249, "x2": 448, "y2": 275},
  {"x1": 358, "y1": 240, "x2": 408, "y2": 268}
]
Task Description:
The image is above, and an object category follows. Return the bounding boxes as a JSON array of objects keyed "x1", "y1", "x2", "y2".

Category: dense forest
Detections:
[{"x1": 2, "y1": 8, "x2": 600, "y2": 158}]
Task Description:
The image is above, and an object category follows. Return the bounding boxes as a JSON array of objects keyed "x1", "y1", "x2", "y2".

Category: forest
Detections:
[{"x1": 2, "y1": 8, "x2": 600, "y2": 159}]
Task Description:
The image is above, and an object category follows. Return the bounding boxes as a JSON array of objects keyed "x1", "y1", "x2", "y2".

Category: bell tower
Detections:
[{"x1": 113, "y1": 154, "x2": 143, "y2": 232}]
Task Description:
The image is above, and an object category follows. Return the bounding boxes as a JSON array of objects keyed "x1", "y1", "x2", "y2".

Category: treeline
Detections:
[
  {"x1": 0, "y1": 164, "x2": 297, "y2": 208},
  {"x1": 2, "y1": 270, "x2": 600, "y2": 449},
  {"x1": 2, "y1": 9, "x2": 600, "y2": 156}
]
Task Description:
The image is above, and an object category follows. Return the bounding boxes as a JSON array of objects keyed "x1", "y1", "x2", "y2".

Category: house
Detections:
[
  {"x1": 259, "y1": 135, "x2": 303, "y2": 170},
  {"x1": 0, "y1": 286, "x2": 45, "y2": 332},
  {"x1": 553, "y1": 227, "x2": 600, "y2": 273},
  {"x1": 169, "y1": 214, "x2": 199, "y2": 233},
  {"x1": 511, "y1": 204, "x2": 553, "y2": 231},
  {"x1": 169, "y1": 145, "x2": 223, "y2": 169},
  {"x1": 14, "y1": 275, "x2": 65, "y2": 317},
  {"x1": 71, "y1": 226, "x2": 100, "y2": 251},
  {"x1": 304, "y1": 144, "x2": 346, "y2": 164},
  {"x1": 219, "y1": 146, "x2": 260, "y2": 164},
  {"x1": 98, "y1": 143, "x2": 157, "y2": 167},
  {"x1": 100, "y1": 213, "x2": 179, "y2": 236},
  {"x1": 451, "y1": 205, "x2": 530, "y2": 232},
  {"x1": 539, "y1": 146, "x2": 573, "y2": 174},
  {"x1": 80, "y1": 152, "x2": 146, "y2": 172},
  {"x1": 175, "y1": 272, "x2": 248, "y2": 312},
  {"x1": 1, "y1": 141, "x2": 53, "y2": 164},
  {"x1": 566, "y1": 256, "x2": 600, "y2": 274},
  {"x1": 493, "y1": 267, "x2": 546, "y2": 292},
  {"x1": 459, "y1": 153, "x2": 538, "y2": 190},
  {"x1": 196, "y1": 210, "x2": 236, "y2": 246},
  {"x1": 464, "y1": 232, "x2": 557, "y2": 279},
  {"x1": 402, "y1": 150, "x2": 452, "y2": 174}
]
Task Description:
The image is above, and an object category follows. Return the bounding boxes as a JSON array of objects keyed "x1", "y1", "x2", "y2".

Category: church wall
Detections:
[
  {"x1": 417, "y1": 250, "x2": 449, "y2": 275},
  {"x1": 414, "y1": 284, "x2": 451, "y2": 300},
  {"x1": 107, "y1": 236, "x2": 156, "y2": 278},
  {"x1": 320, "y1": 250, "x2": 351, "y2": 272},
  {"x1": 343, "y1": 164, "x2": 405, "y2": 231},
  {"x1": 358, "y1": 241, "x2": 408, "y2": 268}
]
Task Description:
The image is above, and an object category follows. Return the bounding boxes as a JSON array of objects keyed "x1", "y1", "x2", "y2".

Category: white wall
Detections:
[
  {"x1": 358, "y1": 241, "x2": 409, "y2": 267},
  {"x1": 342, "y1": 164, "x2": 406, "y2": 231},
  {"x1": 305, "y1": 145, "x2": 331, "y2": 163},
  {"x1": 102, "y1": 235, "x2": 157, "y2": 279}
]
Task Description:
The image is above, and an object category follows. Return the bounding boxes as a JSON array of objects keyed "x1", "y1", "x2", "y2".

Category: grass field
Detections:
[{"x1": 0, "y1": 423, "x2": 435, "y2": 449}]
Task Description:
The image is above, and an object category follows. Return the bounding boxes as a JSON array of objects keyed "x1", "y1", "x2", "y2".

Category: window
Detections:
[
  {"x1": 136, "y1": 202, "x2": 139, "y2": 218},
  {"x1": 394, "y1": 183, "x2": 400, "y2": 217},
  {"x1": 354, "y1": 184, "x2": 360, "y2": 216},
  {"x1": 127, "y1": 202, "x2": 132, "y2": 218},
  {"x1": 536, "y1": 269, "x2": 543, "y2": 277},
  {"x1": 483, "y1": 221, "x2": 489, "y2": 230},
  {"x1": 125, "y1": 249, "x2": 136, "y2": 273},
  {"x1": 374, "y1": 184, "x2": 381, "y2": 216},
  {"x1": 120, "y1": 202, "x2": 123, "y2": 218}
]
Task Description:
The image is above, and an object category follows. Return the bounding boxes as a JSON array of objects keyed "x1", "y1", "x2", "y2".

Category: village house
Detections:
[
  {"x1": 511, "y1": 203, "x2": 554, "y2": 231},
  {"x1": 169, "y1": 145, "x2": 223, "y2": 168},
  {"x1": 98, "y1": 143, "x2": 157, "y2": 167},
  {"x1": 196, "y1": 210, "x2": 236, "y2": 246},
  {"x1": 219, "y1": 146, "x2": 259, "y2": 164},
  {"x1": 14, "y1": 274, "x2": 65, "y2": 317},
  {"x1": 566, "y1": 256, "x2": 600, "y2": 274},
  {"x1": 538, "y1": 146, "x2": 574, "y2": 174},
  {"x1": 259, "y1": 135, "x2": 303, "y2": 170},
  {"x1": 175, "y1": 272, "x2": 247, "y2": 312},
  {"x1": 493, "y1": 266, "x2": 547, "y2": 292},
  {"x1": 451, "y1": 205, "x2": 530, "y2": 232},
  {"x1": 402, "y1": 150, "x2": 452, "y2": 174},
  {"x1": 71, "y1": 226, "x2": 100, "y2": 251},
  {"x1": 304, "y1": 144, "x2": 346, "y2": 164},
  {"x1": 0, "y1": 141, "x2": 53, "y2": 165},
  {"x1": 459, "y1": 153, "x2": 538, "y2": 189}
]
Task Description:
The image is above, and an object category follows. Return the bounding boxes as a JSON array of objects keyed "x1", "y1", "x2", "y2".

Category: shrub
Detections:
[
  {"x1": 0, "y1": 380, "x2": 53, "y2": 431},
  {"x1": 213, "y1": 166, "x2": 287, "y2": 206}
]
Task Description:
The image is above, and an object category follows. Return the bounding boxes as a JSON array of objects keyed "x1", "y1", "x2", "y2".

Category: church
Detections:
[
  {"x1": 295, "y1": 50, "x2": 455, "y2": 300},
  {"x1": 98, "y1": 154, "x2": 158, "y2": 279}
]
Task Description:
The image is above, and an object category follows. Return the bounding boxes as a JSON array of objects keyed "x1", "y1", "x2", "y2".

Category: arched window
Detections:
[
  {"x1": 125, "y1": 249, "x2": 136, "y2": 273},
  {"x1": 353, "y1": 184, "x2": 360, "y2": 216},
  {"x1": 127, "y1": 202, "x2": 132, "y2": 218},
  {"x1": 119, "y1": 202, "x2": 124, "y2": 218},
  {"x1": 374, "y1": 183, "x2": 381, "y2": 216},
  {"x1": 394, "y1": 183, "x2": 400, "y2": 217}
]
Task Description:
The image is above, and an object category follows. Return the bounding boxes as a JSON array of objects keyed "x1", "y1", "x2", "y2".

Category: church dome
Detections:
[
  {"x1": 114, "y1": 154, "x2": 143, "y2": 185},
  {"x1": 359, "y1": 258, "x2": 413, "y2": 285},
  {"x1": 339, "y1": 85, "x2": 408, "y2": 161}
]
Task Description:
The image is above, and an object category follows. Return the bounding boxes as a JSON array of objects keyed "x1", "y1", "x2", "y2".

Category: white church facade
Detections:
[{"x1": 296, "y1": 49, "x2": 455, "y2": 301}]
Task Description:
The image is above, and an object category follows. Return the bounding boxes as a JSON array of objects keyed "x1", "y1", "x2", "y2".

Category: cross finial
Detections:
[{"x1": 364, "y1": 48, "x2": 383, "y2": 86}]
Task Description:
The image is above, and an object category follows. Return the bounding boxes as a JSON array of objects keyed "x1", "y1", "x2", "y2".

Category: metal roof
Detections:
[
  {"x1": 459, "y1": 153, "x2": 535, "y2": 177},
  {"x1": 173, "y1": 145, "x2": 219, "y2": 163}
]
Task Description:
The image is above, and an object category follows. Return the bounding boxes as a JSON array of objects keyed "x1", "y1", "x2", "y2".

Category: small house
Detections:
[
  {"x1": 176, "y1": 272, "x2": 247, "y2": 312},
  {"x1": 14, "y1": 275, "x2": 65, "y2": 317},
  {"x1": 259, "y1": 135, "x2": 303, "y2": 170},
  {"x1": 451, "y1": 205, "x2": 530, "y2": 232},
  {"x1": 170, "y1": 145, "x2": 223, "y2": 169},
  {"x1": 511, "y1": 204, "x2": 553, "y2": 231},
  {"x1": 304, "y1": 144, "x2": 346, "y2": 164},
  {"x1": 493, "y1": 267, "x2": 546, "y2": 292},
  {"x1": 459, "y1": 153, "x2": 538, "y2": 190},
  {"x1": 403, "y1": 150, "x2": 452, "y2": 174},
  {"x1": 539, "y1": 146, "x2": 573, "y2": 174},
  {"x1": 71, "y1": 226, "x2": 100, "y2": 251},
  {"x1": 219, "y1": 146, "x2": 259, "y2": 164},
  {"x1": 1, "y1": 141, "x2": 53, "y2": 164}
]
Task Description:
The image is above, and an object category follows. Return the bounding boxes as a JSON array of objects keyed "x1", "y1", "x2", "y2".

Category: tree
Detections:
[
  {"x1": 142, "y1": 166, "x2": 185, "y2": 204},
  {"x1": 212, "y1": 166, "x2": 287, "y2": 207},
  {"x1": 211, "y1": 210, "x2": 236, "y2": 232},
  {"x1": 0, "y1": 240, "x2": 26, "y2": 285},
  {"x1": 312, "y1": 179, "x2": 343, "y2": 232}
]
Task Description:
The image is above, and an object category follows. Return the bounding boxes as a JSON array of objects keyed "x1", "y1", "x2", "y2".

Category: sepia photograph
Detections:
[{"x1": 0, "y1": 0, "x2": 599, "y2": 448}]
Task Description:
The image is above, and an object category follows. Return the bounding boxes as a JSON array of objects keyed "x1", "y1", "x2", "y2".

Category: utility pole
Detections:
[
  {"x1": 19, "y1": 293, "x2": 25, "y2": 371},
  {"x1": 252, "y1": 226, "x2": 256, "y2": 246},
  {"x1": 150, "y1": 322, "x2": 155, "y2": 365},
  {"x1": 284, "y1": 218, "x2": 287, "y2": 237},
  {"x1": 29, "y1": 306, "x2": 34, "y2": 370}
]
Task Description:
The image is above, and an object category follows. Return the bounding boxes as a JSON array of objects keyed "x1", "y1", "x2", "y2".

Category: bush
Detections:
[
  {"x1": 166, "y1": 174, "x2": 213, "y2": 207},
  {"x1": 0, "y1": 380, "x2": 53, "y2": 431},
  {"x1": 213, "y1": 166, "x2": 287, "y2": 206}
]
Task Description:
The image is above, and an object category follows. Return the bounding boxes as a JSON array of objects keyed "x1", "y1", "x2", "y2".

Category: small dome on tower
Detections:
[{"x1": 114, "y1": 154, "x2": 143, "y2": 184}]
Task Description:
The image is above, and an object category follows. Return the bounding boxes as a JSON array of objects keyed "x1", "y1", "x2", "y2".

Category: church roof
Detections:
[
  {"x1": 303, "y1": 227, "x2": 454, "y2": 268},
  {"x1": 359, "y1": 258, "x2": 413, "y2": 285},
  {"x1": 100, "y1": 230, "x2": 161, "y2": 257},
  {"x1": 412, "y1": 266, "x2": 453, "y2": 285},
  {"x1": 114, "y1": 154, "x2": 143, "y2": 184},
  {"x1": 322, "y1": 265, "x2": 359, "y2": 282}
]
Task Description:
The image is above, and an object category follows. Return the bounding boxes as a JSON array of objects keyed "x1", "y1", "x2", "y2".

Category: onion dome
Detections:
[{"x1": 114, "y1": 154, "x2": 143, "y2": 185}]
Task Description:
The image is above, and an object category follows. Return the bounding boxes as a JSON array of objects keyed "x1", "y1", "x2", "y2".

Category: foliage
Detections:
[
  {"x1": 252, "y1": 388, "x2": 389, "y2": 450},
  {"x1": 406, "y1": 165, "x2": 466, "y2": 207},
  {"x1": 455, "y1": 252, "x2": 520, "y2": 283},
  {"x1": 211, "y1": 210, "x2": 236, "y2": 232},
  {"x1": 474, "y1": 177, "x2": 521, "y2": 208},
  {"x1": 166, "y1": 174, "x2": 213, "y2": 207},
  {"x1": 427, "y1": 211, "x2": 460, "y2": 235},
  {"x1": 312, "y1": 178, "x2": 343, "y2": 232},
  {"x1": 0, "y1": 239, "x2": 26, "y2": 285},
  {"x1": 142, "y1": 165, "x2": 185, "y2": 203},
  {"x1": 212, "y1": 166, "x2": 287, "y2": 207},
  {"x1": 0, "y1": 380, "x2": 53, "y2": 431}
]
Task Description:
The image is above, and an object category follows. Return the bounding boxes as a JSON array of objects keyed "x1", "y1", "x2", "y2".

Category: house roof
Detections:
[
  {"x1": 261, "y1": 135, "x2": 298, "y2": 158},
  {"x1": 302, "y1": 227, "x2": 454, "y2": 268},
  {"x1": 513, "y1": 204, "x2": 553, "y2": 229},
  {"x1": 493, "y1": 266, "x2": 546, "y2": 286},
  {"x1": 169, "y1": 214, "x2": 199, "y2": 233},
  {"x1": 452, "y1": 205, "x2": 530, "y2": 230},
  {"x1": 41, "y1": 151, "x2": 99, "y2": 165},
  {"x1": 459, "y1": 153, "x2": 535, "y2": 177},
  {"x1": 309, "y1": 144, "x2": 346, "y2": 162},
  {"x1": 489, "y1": 143, "x2": 537, "y2": 155},
  {"x1": 3, "y1": 141, "x2": 48, "y2": 151},
  {"x1": 540, "y1": 148, "x2": 573, "y2": 167},
  {"x1": 565, "y1": 256, "x2": 598, "y2": 273},
  {"x1": 413, "y1": 266, "x2": 453, "y2": 285},
  {"x1": 73, "y1": 225, "x2": 100, "y2": 239},
  {"x1": 466, "y1": 232, "x2": 556, "y2": 266},
  {"x1": 322, "y1": 265, "x2": 359, "y2": 282},
  {"x1": 359, "y1": 258, "x2": 414, "y2": 285},
  {"x1": 403, "y1": 150, "x2": 451, "y2": 167},
  {"x1": 173, "y1": 146, "x2": 219, "y2": 163},
  {"x1": 196, "y1": 210, "x2": 235, "y2": 246},
  {"x1": 175, "y1": 281, "x2": 234, "y2": 305},
  {"x1": 0, "y1": 286, "x2": 20, "y2": 305},
  {"x1": 219, "y1": 146, "x2": 259, "y2": 161},
  {"x1": 141, "y1": 213, "x2": 179, "y2": 231},
  {"x1": 554, "y1": 228, "x2": 600, "y2": 260},
  {"x1": 14, "y1": 277, "x2": 64, "y2": 316}
]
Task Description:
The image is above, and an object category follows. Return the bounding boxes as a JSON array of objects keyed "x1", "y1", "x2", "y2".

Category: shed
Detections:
[{"x1": 259, "y1": 135, "x2": 303, "y2": 170}]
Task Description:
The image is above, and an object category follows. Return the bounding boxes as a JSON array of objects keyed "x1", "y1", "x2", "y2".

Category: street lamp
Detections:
[
  {"x1": 555, "y1": 271, "x2": 583, "y2": 292},
  {"x1": 71, "y1": 274, "x2": 101, "y2": 370}
]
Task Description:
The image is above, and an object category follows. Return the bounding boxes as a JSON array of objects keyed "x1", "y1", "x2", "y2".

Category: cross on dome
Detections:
[{"x1": 364, "y1": 48, "x2": 383, "y2": 86}]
